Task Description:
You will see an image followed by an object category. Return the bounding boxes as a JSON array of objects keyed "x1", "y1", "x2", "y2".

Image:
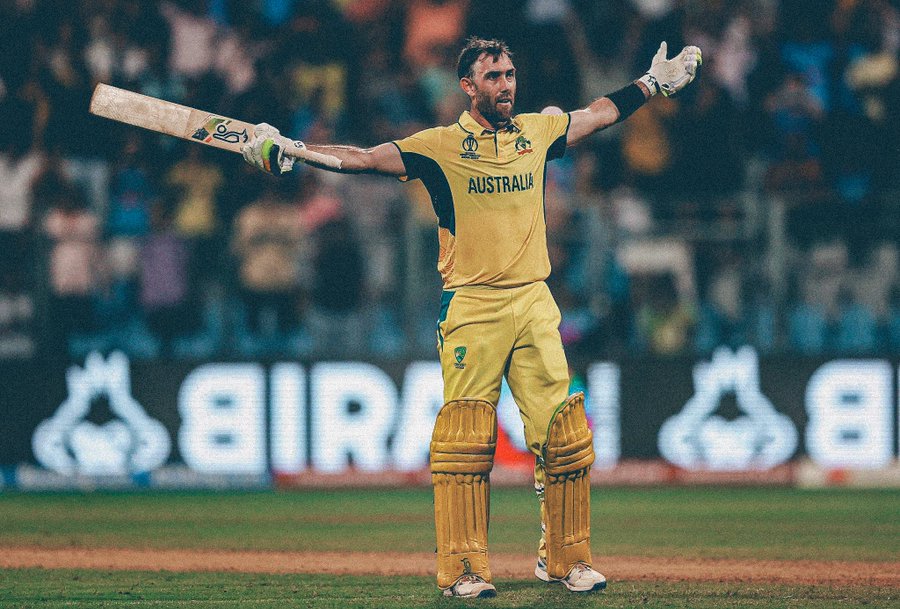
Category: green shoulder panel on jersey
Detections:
[
  {"x1": 538, "y1": 113, "x2": 572, "y2": 224},
  {"x1": 547, "y1": 113, "x2": 571, "y2": 161},
  {"x1": 392, "y1": 143, "x2": 456, "y2": 236},
  {"x1": 436, "y1": 289, "x2": 455, "y2": 349}
]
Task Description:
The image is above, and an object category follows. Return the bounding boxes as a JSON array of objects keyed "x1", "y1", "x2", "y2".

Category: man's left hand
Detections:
[{"x1": 639, "y1": 42, "x2": 702, "y2": 97}]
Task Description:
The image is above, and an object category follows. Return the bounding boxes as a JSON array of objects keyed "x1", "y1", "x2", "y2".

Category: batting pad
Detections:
[
  {"x1": 430, "y1": 398, "x2": 497, "y2": 588},
  {"x1": 542, "y1": 393, "x2": 595, "y2": 579}
]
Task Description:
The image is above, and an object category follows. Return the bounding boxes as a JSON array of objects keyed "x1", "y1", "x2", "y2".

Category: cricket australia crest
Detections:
[
  {"x1": 454, "y1": 346, "x2": 468, "y2": 369},
  {"x1": 515, "y1": 135, "x2": 533, "y2": 155}
]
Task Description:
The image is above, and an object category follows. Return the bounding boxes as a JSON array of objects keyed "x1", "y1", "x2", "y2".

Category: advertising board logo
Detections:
[
  {"x1": 31, "y1": 351, "x2": 171, "y2": 476},
  {"x1": 658, "y1": 347, "x2": 798, "y2": 470}
]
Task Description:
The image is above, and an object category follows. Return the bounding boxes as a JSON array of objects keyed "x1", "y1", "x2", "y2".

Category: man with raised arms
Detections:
[{"x1": 242, "y1": 36, "x2": 701, "y2": 598}]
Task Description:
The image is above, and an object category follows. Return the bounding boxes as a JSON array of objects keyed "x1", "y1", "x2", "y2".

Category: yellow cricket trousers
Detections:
[{"x1": 437, "y1": 281, "x2": 571, "y2": 461}]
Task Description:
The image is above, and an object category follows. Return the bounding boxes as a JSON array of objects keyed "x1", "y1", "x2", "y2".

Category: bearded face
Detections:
[
  {"x1": 473, "y1": 83, "x2": 514, "y2": 124},
  {"x1": 463, "y1": 52, "x2": 516, "y2": 128}
]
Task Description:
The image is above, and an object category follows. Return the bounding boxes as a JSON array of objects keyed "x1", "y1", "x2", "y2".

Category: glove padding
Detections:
[
  {"x1": 638, "y1": 42, "x2": 702, "y2": 97},
  {"x1": 241, "y1": 123, "x2": 298, "y2": 176}
]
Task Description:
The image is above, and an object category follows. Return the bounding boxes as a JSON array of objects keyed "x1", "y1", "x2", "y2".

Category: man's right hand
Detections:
[
  {"x1": 638, "y1": 42, "x2": 702, "y2": 97},
  {"x1": 241, "y1": 123, "x2": 298, "y2": 176}
]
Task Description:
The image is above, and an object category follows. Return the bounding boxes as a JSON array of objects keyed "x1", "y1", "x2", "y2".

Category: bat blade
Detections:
[{"x1": 89, "y1": 84, "x2": 252, "y2": 153}]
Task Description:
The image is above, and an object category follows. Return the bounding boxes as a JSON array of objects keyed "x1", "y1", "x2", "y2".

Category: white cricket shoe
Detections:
[
  {"x1": 442, "y1": 574, "x2": 497, "y2": 598},
  {"x1": 535, "y1": 558, "x2": 607, "y2": 592}
]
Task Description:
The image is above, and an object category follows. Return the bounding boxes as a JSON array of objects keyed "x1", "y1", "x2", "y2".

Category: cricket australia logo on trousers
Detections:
[{"x1": 454, "y1": 346, "x2": 467, "y2": 369}]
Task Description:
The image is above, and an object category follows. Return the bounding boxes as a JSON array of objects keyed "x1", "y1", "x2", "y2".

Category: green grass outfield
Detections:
[
  {"x1": 0, "y1": 487, "x2": 897, "y2": 608},
  {"x1": 2, "y1": 570, "x2": 898, "y2": 609}
]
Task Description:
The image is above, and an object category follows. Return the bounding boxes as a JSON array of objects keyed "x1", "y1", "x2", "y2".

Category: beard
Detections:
[{"x1": 474, "y1": 88, "x2": 514, "y2": 127}]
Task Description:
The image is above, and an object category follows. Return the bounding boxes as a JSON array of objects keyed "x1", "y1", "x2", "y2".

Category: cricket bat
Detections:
[
  {"x1": 89, "y1": 84, "x2": 338, "y2": 167},
  {"x1": 89, "y1": 83, "x2": 256, "y2": 153}
]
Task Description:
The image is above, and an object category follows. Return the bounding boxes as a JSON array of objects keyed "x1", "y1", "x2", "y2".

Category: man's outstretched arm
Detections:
[
  {"x1": 566, "y1": 42, "x2": 702, "y2": 147},
  {"x1": 241, "y1": 124, "x2": 406, "y2": 177}
]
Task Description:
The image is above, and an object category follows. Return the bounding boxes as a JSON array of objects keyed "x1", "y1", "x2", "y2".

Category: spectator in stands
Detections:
[
  {"x1": 764, "y1": 131, "x2": 828, "y2": 201},
  {"x1": 671, "y1": 79, "x2": 743, "y2": 200},
  {"x1": 834, "y1": 287, "x2": 878, "y2": 354},
  {"x1": 787, "y1": 290, "x2": 828, "y2": 355},
  {"x1": 634, "y1": 274, "x2": 695, "y2": 355},
  {"x1": 159, "y1": 1, "x2": 219, "y2": 79},
  {"x1": 0, "y1": 265, "x2": 35, "y2": 360},
  {"x1": 334, "y1": 168, "x2": 406, "y2": 356},
  {"x1": 166, "y1": 144, "x2": 224, "y2": 282},
  {"x1": 107, "y1": 134, "x2": 154, "y2": 239},
  {"x1": 404, "y1": 0, "x2": 469, "y2": 69},
  {"x1": 139, "y1": 194, "x2": 191, "y2": 358},
  {"x1": 306, "y1": 215, "x2": 366, "y2": 357},
  {"x1": 39, "y1": 16, "x2": 110, "y2": 213},
  {"x1": 232, "y1": 181, "x2": 304, "y2": 344},
  {"x1": 0, "y1": 0, "x2": 895, "y2": 361},
  {"x1": 41, "y1": 172, "x2": 100, "y2": 355},
  {"x1": 101, "y1": 133, "x2": 154, "y2": 332},
  {"x1": 619, "y1": 95, "x2": 677, "y2": 208},
  {"x1": 695, "y1": 249, "x2": 746, "y2": 352},
  {"x1": 276, "y1": 0, "x2": 354, "y2": 133},
  {"x1": 0, "y1": 95, "x2": 44, "y2": 276},
  {"x1": 742, "y1": 274, "x2": 777, "y2": 354}
]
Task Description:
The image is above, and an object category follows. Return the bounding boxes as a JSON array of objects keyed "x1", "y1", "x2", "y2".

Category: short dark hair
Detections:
[{"x1": 456, "y1": 36, "x2": 512, "y2": 80}]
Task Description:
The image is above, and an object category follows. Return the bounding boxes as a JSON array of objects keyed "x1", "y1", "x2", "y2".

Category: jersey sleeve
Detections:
[{"x1": 392, "y1": 127, "x2": 444, "y2": 181}]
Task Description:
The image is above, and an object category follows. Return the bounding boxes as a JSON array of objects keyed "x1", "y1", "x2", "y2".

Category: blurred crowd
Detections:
[{"x1": 0, "y1": 0, "x2": 899, "y2": 362}]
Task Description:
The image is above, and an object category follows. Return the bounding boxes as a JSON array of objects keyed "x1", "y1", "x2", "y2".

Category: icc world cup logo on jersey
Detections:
[{"x1": 460, "y1": 134, "x2": 480, "y2": 160}]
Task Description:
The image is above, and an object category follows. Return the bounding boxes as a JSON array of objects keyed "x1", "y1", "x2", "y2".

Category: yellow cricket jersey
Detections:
[{"x1": 393, "y1": 110, "x2": 570, "y2": 289}]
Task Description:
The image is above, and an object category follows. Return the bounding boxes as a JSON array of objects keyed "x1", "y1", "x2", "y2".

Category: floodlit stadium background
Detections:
[{"x1": 0, "y1": 0, "x2": 898, "y2": 489}]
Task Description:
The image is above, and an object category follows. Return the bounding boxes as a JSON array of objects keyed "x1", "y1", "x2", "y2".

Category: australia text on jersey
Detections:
[{"x1": 467, "y1": 172, "x2": 535, "y2": 194}]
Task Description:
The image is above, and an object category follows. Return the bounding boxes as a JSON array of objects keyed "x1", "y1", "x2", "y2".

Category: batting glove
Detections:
[
  {"x1": 638, "y1": 42, "x2": 702, "y2": 97},
  {"x1": 241, "y1": 123, "x2": 297, "y2": 176}
]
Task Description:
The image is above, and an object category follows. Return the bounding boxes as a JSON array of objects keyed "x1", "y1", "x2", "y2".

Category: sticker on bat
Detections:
[
  {"x1": 191, "y1": 116, "x2": 226, "y2": 142},
  {"x1": 191, "y1": 116, "x2": 248, "y2": 144},
  {"x1": 212, "y1": 122, "x2": 249, "y2": 144}
]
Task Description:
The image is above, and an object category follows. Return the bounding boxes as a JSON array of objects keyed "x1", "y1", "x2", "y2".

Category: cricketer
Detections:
[{"x1": 242, "y1": 36, "x2": 701, "y2": 598}]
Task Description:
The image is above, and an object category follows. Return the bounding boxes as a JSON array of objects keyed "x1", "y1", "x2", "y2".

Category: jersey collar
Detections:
[{"x1": 457, "y1": 111, "x2": 521, "y2": 135}]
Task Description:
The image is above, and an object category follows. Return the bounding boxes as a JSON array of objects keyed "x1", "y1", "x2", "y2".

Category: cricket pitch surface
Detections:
[{"x1": 2, "y1": 547, "x2": 898, "y2": 587}]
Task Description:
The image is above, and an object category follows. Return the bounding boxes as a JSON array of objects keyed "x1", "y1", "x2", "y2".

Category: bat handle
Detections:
[{"x1": 283, "y1": 141, "x2": 343, "y2": 170}]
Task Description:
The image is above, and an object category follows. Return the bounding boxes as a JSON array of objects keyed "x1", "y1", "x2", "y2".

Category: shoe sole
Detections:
[
  {"x1": 562, "y1": 579, "x2": 607, "y2": 593},
  {"x1": 536, "y1": 565, "x2": 607, "y2": 592},
  {"x1": 442, "y1": 587, "x2": 498, "y2": 598}
]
